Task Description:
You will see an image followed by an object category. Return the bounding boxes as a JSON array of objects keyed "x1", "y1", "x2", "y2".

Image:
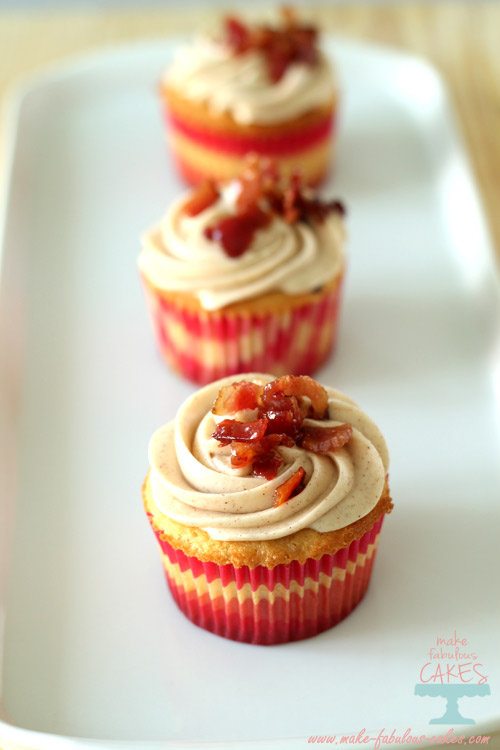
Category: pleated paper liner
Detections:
[
  {"x1": 150, "y1": 516, "x2": 385, "y2": 645},
  {"x1": 140, "y1": 277, "x2": 343, "y2": 385},
  {"x1": 161, "y1": 92, "x2": 336, "y2": 186}
]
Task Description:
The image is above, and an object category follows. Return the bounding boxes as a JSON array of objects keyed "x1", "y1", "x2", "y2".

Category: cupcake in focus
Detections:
[
  {"x1": 138, "y1": 159, "x2": 346, "y2": 384},
  {"x1": 161, "y1": 8, "x2": 337, "y2": 186},
  {"x1": 143, "y1": 373, "x2": 393, "y2": 645}
]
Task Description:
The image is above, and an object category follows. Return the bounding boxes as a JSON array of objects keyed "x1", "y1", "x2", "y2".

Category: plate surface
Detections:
[{"x1": 1, "y1": 37, "x2": 499, "y2": 750}]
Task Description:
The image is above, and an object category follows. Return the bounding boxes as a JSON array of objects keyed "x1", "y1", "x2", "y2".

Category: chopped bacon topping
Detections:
[
  {"x1": 258, "y1": 390, "x2": 303, "y2": 439},
  {"x1": 212, "y1": 381, "x2": 263, "y2": 415},
  {"x1": 210, "y1": 376, "x2": 352, "y2": 485},
  {"x1": 222, "y1": 9, "x2": 319, "y2": 83},
  {"x1": 274, "y1": 467, "x2": 306, "y2": 507},
  {"x1": 212, "y1": 418, "x2": 267, "y2": 445},
  {"x1": 299, "y1": 424, "x2": 353, "y2": 453},
  {"x1": 283, "y1": 172, "x2": 346, "y2": 225},
  {"x1": 201, "y1": 157, "x2": 345, "y2": 258},
  {"x1": 229, "y1": 433, "x2": 291, "y2": 479},
  {"x1": 229, "y1": 434, "x2": 282, "y2": 469},
  {"x1": 224, "y1": 16, "x2": 252, "y2": 54},
  {"x1": 261, "y1": 375, "x2": 329, "y2": 418},
  {"x1": 253, "y1": 453, "x2": 284, "y2": 480},
  {"x1": 182, "y1": 180, "x2": 219, "y2": 217},
  {"x1": 204, "y1": 204, "x2": 271, "y2": 258},
  {"x1": 236, "y1": 156, "x2": 279, "y2": 213}
]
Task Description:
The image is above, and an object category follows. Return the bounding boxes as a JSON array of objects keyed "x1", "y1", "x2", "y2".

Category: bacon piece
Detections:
[
  {"x1": 272, "y1": 433, "x2": 295, "y2": 448},
  {"x1": 252, "y1": 454, "x2": 283, "y2": 480},
  {"x1": 230, "y1": 433, "x2": 285, "y2": 481},
  {"x1": 304, "y1": 198, "x2": 345, "y2": 223},
  {"x1": 274, "y1": 467, "x2": 306, "y2": 507},
  {"x1": 262, "y1": 375, "x2": 328, "y2": 419},
  {"x1": 299, "y1": 423, "x2": 352, "y2": 453},
  {"x1": 212, "y1": 418, "x2": 267, "y2": 445},
  {"x1": 266, "y1": 47, "x2": 291, "y2": 84},
  {"x1": 236, "y1": 156, "x2": 279, "y2": 212},
  {"x1": 281, "y1": 172, "x2": 346, "y2": 225},
  {"x1": 229, "y1": 434, "x2": 276, "y2": 467},
  {"x1": 182, "y1": 180, "x2": 219, "y2": 217},
  {"x1": 224, "y1": 16, "x2": 252, "y2": 54},
  {"x1": 259, "y1": 390, "x2": 303, "y2": 438},
  {"x1": 229, "y1": 441, "x2": 264, "y2": 469},
  {"x1": 282, "y1": 172, "x2": 303, "y2": 223},
  {"x1": 212, "y1": 381, "x2": 263, "y2": 416},
  {"x1": 230, "y1": 434, "x2": 288, "y2": 470},
  {"x1": 222, "y1": 12, "x2": 319, "y2": 84},
  {"x1": 204, "y1": 205, "x2": 271, "y2": 258},
  {"x1": 293, "y1": 28, "x2": 318, "y2": 64}
]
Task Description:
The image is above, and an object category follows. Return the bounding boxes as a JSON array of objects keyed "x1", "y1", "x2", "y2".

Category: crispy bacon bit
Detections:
[
  {"x1": 203, "y1": 157, "x2": 344, "y2": 258},
  {"x1": 283, "y1": 172, "x2": 345, "y2": 225},
  {"x1": 229, "y1": 441, "x2": 265, "y2": 469},
  {"x1": 274, "y1": 169, "x2": 345, "y2": 225},
  {"x1": 274, "y1": 467, "x2": 306, "y2": 507},
  {"x1": 225, "y1": 16, "x2": 252, "y2": 54},
  {"x1": 204, "y1": 205, "x2": 271, "y2": 258},
  {"x1": 229, "y1": 434, "x2": 279, "y2": 468},
  {"x1": 222, "y1": 10, "x2": 319, "y2": 83},
  {"x1": 253, "y1": 454, "x2": 283, "y2": 480},
  {"x1": 236, "y1": 156, "x2": 279, "y2": 213},
  {"x1": 262, "y1": 375, "x2": 329, "y2": 419},
  {"x1": 212, "y1": 418, "x2": 267, "y2": 445},
  {"x1": 258, "y1": 390, "x2": 303, "y2": 438},
  {"x1": 299, "y1": 424, "x2": 353, "y2": 453},
  {"x1": 212, "y1": 381, "x2": 263, "y2": 415},
  {"x1": 182, "y1": 180, "x2": 219, "y2": 217},
  {"x1": 209, "y1": 377, "x2": 351, "y2": 483},
  {"x1": 230, "y1": 433, "x2": 288, "y2": 471}
]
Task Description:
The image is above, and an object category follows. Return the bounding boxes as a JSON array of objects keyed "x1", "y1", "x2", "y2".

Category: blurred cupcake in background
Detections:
[
  {"x1": 161, "y1": 8, "x2": 338, "y2": 186},
  {"x1": 138, "y1": 158, "x2": 346, "y2": 384}
]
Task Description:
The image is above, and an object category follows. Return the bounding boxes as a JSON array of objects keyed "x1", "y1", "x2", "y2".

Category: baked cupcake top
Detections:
[
  {"x1": 148, "y1": 374, "x2": 389, "y2": 542},
  {"x1": 139, "y1": 160, "x2": 345, "y2": 310},
  {"x1": 163, "y1": 10, "x2": 335, "y2": 125}
]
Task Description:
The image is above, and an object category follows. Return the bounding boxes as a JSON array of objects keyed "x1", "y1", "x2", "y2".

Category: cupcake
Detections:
[
  {"x1": 161, "y1": 9, "x2": 337, "y2": 186},
  {"x1": 142, "y1": 373, "x2": 393, "y2": 645},
  {"x1": 138, "y1": 159, "x2": 346, "y2": 384}
]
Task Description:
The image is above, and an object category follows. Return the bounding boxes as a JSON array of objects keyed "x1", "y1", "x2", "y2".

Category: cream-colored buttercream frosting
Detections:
[
  {"x1": 148, "y1": 374, "x2": 389, "y2": 542},
  {"x1": 164, "y1": 36, "x2": 335, "y2": 125},
  {"x1": 138, "y1": 181, "x2": 345, "y2": 311}
]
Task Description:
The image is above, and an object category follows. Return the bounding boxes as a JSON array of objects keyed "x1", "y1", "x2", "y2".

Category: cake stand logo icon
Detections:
[{"x1": 415, "y1": 630, "x2": 491, "y2": 725}]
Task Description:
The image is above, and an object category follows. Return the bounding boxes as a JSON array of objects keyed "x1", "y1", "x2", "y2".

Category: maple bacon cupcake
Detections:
[
  {"x1": 138, "y1": 161, "x2": 346, "y2": 384},
  {"x1": 161, "y1": 10, "x2": 337, "y2": 186},
  {"x1": 143, "y1": 373, "x2": 393, "y2": 645}
]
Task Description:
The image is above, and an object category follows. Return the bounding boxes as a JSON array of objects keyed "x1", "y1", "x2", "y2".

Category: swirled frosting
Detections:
[
  {"x1": 148, "y1": 374, "x2": 389, "y2": 542},
  {"x1": 138, "y1": 181, "x2": 345, "y2": 310},
  {"x1": 164, "y1": 36, "x2": 335, "y2": 125}
]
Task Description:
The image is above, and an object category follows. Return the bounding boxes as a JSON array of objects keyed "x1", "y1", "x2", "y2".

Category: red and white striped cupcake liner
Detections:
[
  {"x1": 141, "y1": 279, "x2": 343, "y2": 385},
  {"x1": 149, "y1": 517, "x2": 385, "y2": 645},
  {"x1": 163, "y1": 105, "x2": 336, "y2": 186}
]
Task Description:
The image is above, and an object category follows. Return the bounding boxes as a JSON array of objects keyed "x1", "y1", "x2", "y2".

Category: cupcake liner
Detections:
[
  {"x1": 165, "y1": 108, "x2": 335, "y2": 156},
  {"x1": 149, "y1": 517, "x2": 385, "y2": 645},
  {"x1": 140, "y1": 278, "x2": 343, "y2": 384},
  {"x1": 162, "y1": 96, "x2": 335, "y2": 185}
]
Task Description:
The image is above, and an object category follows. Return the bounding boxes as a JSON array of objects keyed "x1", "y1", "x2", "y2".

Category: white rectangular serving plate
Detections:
[{"x1": 1, "y1": 36, "x2": 500, "y2": 750}]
